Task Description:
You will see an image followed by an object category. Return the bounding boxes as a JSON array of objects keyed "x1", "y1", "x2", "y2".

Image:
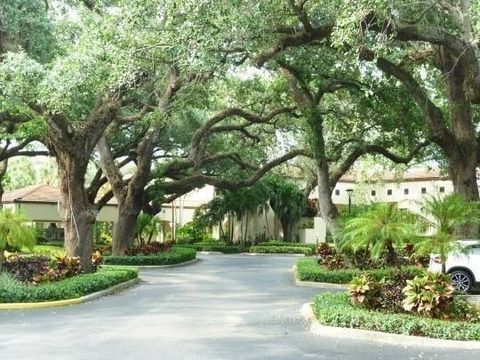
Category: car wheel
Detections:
[{"x1": 450, "y1": 270, "x2": 472, "y2": 292}]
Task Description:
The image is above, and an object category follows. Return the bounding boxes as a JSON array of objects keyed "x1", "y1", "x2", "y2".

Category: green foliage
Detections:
[
  {"x1": 103, "y1": 246, "x2": 196, "y2": 266},
  {"x1": 403, "y1": 272, "x2": 456, "y2": 319},
  {"x1": 135, "y1": 213, "x2": 160, "y2": 245},
  {"x1": 348, "y1": 273, "x2": 382, "y2": 308},
  {"x1": 0, "y1": 210, "x2": 37, "y2": 263},
  {"x1": 0, "y1": 267, "x2": 138, "y2": 303},
  {"x1": 180, "y1": 242, "x2": 245, "y2": 254},
  {"x1": 265, "y1": 176, "x2": 306, "y2": 227},
  {"x1": 176, "y1": 223, "x2": 208, "y2": 244},
  {"x1": 250, "y1": 245, "x2": 313, "y2": 255},
  {"x1": 296, "y1": 258, "x2": 423, "y2": 284},
  {"x1": 313, "y1": 292, "x2": 480, "y2": 341},
  {"x1": 342, "y1": 203, "x2": 416, "y2": 265},
  {"x1": 414, "y1": 194, "x2": 480, "y2": 268}
]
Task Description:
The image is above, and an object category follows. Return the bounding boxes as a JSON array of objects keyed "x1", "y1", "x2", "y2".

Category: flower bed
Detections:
[
  {"x1": 0, "y1": 266, "x2": 138, "y2": 303},
  {"x1": 296, "y1": 258, "x2": 424, "y2": 283},
  {"x1": 312, "y1": 292, "x2": 480, "y2": 341},
  {"x1": 103, "y1": 246, "x2": 196, "y2": 266}
]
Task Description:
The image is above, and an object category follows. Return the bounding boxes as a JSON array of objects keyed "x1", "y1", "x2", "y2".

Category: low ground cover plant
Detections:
[
  {"x1": 104, "y1": 246, "x2": 196, "y2": 265},
  {"x1": 0, "y1": 266, "x2": 138, "y2": 303}
]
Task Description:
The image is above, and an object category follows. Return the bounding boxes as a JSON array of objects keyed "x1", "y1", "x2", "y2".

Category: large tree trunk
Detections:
[
  {"x1": 0, "y1": 159, "x2": 7, "y2": 209},
  {"x1": 58, "y1": 157, "x2": 95, "y2": 272},
  {"x1": 306, "y1": 116, "x2": 340, "y2": 242},
  {"x1": 112, "y1": 202, "x2": 139, "y2": 255},
  {"x1": 441, "y1": 49, "x2": 479, "y2": 237},
  {"x1": 281, "y1": 220, "x2": 294, "y2": 242}
]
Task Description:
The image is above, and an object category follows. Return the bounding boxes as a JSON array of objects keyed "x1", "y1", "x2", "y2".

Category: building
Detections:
[{"x1": 0, "y1": 184, "x2": 215, "y2": 242}]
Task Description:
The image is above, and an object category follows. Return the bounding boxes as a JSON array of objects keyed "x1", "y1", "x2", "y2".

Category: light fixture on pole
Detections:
[{"x1": 346, "y1": 189, "x2": 354, "y2": 214}]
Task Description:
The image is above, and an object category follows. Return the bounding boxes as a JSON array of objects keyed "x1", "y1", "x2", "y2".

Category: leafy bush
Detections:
[
  {"x1": 257, "y1": 241, "x2": 316, "y2": 251},
  {"x1": 250, "y1": 245, "x2": 313, "y2": 255},
  {"x1": 348, "y1": 270, "x2": 418, "y2": 312},
  {"x1": 125, "y1": 242, "x2": 172, "y2": 256},
  {"x1": 403, "y1": 272, "x2": 455, "y2": 319},
  {"x1": 4, "y1": 251, "x2": 103, "y2": 284},
  {"x1": 176, "y1": 223, "x2": 209, "y2": 244},
  {"x1": 0, "y1": 267, "x2": 138, "y2": 303},
  {"x1": 3, "y1": 254, "x2": 49, "y2": 282},
  {"x1": 349, "y1": 274, "x2": 382, "y2": 309},
  {"x1": 313, "y1": 292, "x2": 480, "y2": 341},
  {"x1": 104, "y1": 246, "x2": 196, "y2": 266},
  {"x1": 316, "y1": 243, "x2": 345, "y2": 269},
  {"x1": 296, "y1": 258, "x2": 424, "y2": 284}
]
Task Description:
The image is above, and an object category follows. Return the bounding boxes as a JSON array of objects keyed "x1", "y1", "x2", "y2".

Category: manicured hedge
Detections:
[
  {"x1": 250, "y1": 245, "x2": 313, "y2": 255},
  {"x1": 181, "y1": 243, "x2": 245, "y2": 253},
  {"x1": 0, "y1": 266, "x2": 138, "y2": 303},
  {"x1": 296, "y1": 258, "x2": 424, "y2": 283},
  {"x1": 255, "y1": 241, "x2": 317, "y2": 252},
  {"x1": 103, "y1": 246, "x2": 196, "y2": 266},
  {"x1": 313, "y1": 292, "x2": 480, "y2": 341}
]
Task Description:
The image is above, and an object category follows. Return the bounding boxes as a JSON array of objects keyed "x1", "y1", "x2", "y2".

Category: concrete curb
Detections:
[
  {"x1": 197, "y1": 251, "x2": 224, "y2": 255},
  {"x1": 301, "y1": 303, "x2": 480, "y2": 349},
  {"x1": 130, "y1": 258, "x2": 199, "y2": 268},
  {"x1": 291, "y1": 265, "x2": 349, "y2": 290},
  {"x1": 0, "y1": 278, "x2": 140, "y2": 311}
]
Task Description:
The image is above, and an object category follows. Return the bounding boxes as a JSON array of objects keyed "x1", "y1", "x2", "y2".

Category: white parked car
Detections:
[{"x1": 428, "y1": 240, "x2": 480, "y2": 292}]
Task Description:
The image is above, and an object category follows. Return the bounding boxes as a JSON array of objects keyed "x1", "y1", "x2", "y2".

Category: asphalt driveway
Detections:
[{"x1": 1, "y1": 254, "x2": 478, "y2": 359}]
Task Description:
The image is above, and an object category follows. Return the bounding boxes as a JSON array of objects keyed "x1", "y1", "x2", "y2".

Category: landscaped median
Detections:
[
  {"x1": 307, "y1": 292, "x2": 480, "y2": 345},
  {"x1": 0, "y1": 266, "x2": 139, "y2": 309},
  {"x1": 103, "y1": 246, "x2": 197, "y2": 266},
  {"x1": 295, "y1": 258, "x2": 424, "y2": 284}
]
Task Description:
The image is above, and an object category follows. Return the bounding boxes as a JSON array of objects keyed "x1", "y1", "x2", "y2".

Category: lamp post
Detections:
[{"x1": 346, "y1": 189, "x2": 353, "y2": 214}]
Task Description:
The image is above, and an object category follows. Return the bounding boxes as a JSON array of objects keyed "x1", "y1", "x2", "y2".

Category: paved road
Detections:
[{"x1": 1, "y1": 254, "x2": 478, "y2": 359}]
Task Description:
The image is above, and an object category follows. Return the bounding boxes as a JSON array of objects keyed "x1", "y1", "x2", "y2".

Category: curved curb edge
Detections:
[
  {"x1": 301, "y1": 303, "x2": 480, "y2": 349},
  {"x1": 0, "y1": 277, "x2": 140, "y2": 311},
  {"x1": 291, "y1": 265, "x2": 348, "y2": 290}
]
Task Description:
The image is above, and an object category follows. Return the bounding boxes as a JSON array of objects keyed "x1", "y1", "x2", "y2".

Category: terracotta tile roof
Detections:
[{"x1": 1, "y1": 185, "x2": 117, "y2": 205}]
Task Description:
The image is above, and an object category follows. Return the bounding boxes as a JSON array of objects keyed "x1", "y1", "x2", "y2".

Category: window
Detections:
[
  {"x1": 421, "y1": 187, "x2": 427, "y2": 194},
  {"x1": 371, "y1": 190, "x2": 376, "y2": 196},
  {"x1": 404, "y1": 188, "x2": 409, "y2": 195},
  {"x1": 335, "y1": 189, "x2": 340, "y2": 196},
  {"x1": 439, "y1": 186, "x2": 445, "y2": 193},
  {"x1": 387, "y1": 189, "x2": 392, "y2": 196}
]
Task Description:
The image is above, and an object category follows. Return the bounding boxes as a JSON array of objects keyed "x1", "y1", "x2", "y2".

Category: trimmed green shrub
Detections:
[
  {"x1": 250, "y1": 245, "x2": 313, "y2": 255},
  {"x1": 313, "y1": 292, "x2": 480, "y2": 341},
  {"x1": 104, "y1": 246, "x2": 196, "y2": 266},
  {"x1": 0, "y1": 266, "x2": 138, "y2": 303},
  {"x1": 256, "y1": 241, "x2": 316, "y2": 251},
  {"x1": 180, "y1": 243, "x2": 245, "y2": 253},
  {"x1": 296, "y1": 258, "x2": 424, "y2": 283}
]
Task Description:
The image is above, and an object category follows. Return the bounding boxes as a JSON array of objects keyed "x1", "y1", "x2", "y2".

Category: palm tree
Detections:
[
  {"x1": 135, "y1": 212, "x2": 161, "y2": 246},
  {"x1": 414, "y1": 193, "x2": 480, "y2": 273},
  {"x1": 266, "y1": 176, "x2": 305, "y2": 242},
  {"x1": 342, "y1": 203, "x2": 415, "y2": 266},
  {"x1": 0, "y1": 210, "x2": 37, "y2": 269}
]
